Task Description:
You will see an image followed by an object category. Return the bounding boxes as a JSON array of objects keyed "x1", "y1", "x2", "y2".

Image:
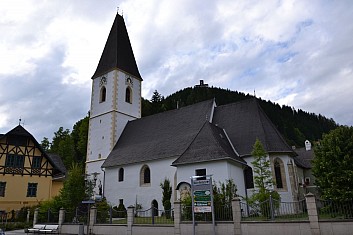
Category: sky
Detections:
[{"x1": 0, "y1": 0, "x2": 352, "y2": 142}]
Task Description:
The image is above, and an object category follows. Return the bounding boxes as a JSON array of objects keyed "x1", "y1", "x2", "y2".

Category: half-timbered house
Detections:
[{"x1": 0, "y1": 125, "x2": 66, "y2": 211}]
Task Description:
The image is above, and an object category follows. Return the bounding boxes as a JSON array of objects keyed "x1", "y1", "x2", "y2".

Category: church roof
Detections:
[
  {"x1": 293, "y1": 147, "x2": 314, "y2": 169},
  {"x1": 213, "y1": 99, "x2": 295, "y2": 157},
  {"x1": 102, "y1": 99, "x2": 215, "y2": 168},
  {"x1": 103, "y1": 98, "x2": 296, "y2": 168},
  {"x1": 172, "y1": 122, "x2": 246, "y2": 166},
  {"x1": 92, "y1": 13, "x2": 142, "y2": 80}
]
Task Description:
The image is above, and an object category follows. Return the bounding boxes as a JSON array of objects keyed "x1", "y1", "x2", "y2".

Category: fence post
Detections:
[
  {"x1": 33, "y1": 208, "x2": 39, "y2": 227},
  {"x1": 305, "y1": 193, "x2": 320, "y2": 235},
  {"x1": 26, "y1": 209, "x2": 30, "y2": 223},
  {"x1": 86, "y1": 206, "x2": 97, "y2": 235},
  {"x1": 47, "y1": 208, "x2": 51, "y2": 223},
  {"x1": 127, "y1": 206, "x2": 135, "y2": 235},
  {"x1": 58, "y1": 208, "x2": 65, "y2": 227},
  {"x1": 151, "y1": 205, "x2": 155, "y2": 225},
  {"x1": 269, "y1": 193, "x2": 274, "y2": 220},
  {"x1": 174, "y1": 200, "x2": 181, "y2": 235},
  {"x1": 232, "y1": 197, "x2": 242, "y2": 235},
  {"x1": 89, "y1": 206, "x2": 97, "y2": 226},
  {"x1": 109, "y1": 206, "x2": 112, "y2": 224}
]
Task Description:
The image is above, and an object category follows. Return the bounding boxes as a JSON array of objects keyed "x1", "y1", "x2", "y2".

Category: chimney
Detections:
[{"x1": 305, "y1": 140, "x2": 311, "y2": 151}]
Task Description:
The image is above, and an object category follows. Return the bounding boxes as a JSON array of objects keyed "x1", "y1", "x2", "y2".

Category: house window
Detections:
[
  {"x1": 5, "y1": 154, "x2": 25, "y2": 168},
  {"x1": 140, "y1": 165, "x2": 151, "y2": 186},
  {"x1": 125, "y1": 87, "x2": 132, "y2": 103},
  {"x1": 0, "y1": 182, "x2": 6, "y2": 197},
  {"x1": 195, "y1": 169, "x2": 206, "y2": 180},
  {"x1": 100, "y1": 86, "x2": 106, "y2": 103},
  {"x1": 244, "y1": 167, "x2": 254, "y2": 189},
  {"x1": 32, "y1": 156, "x2": 42, "y2": 169},
  {"x1": 274, "y1": 159, "x2": 283, "y2": 189},
  {"x1": 27, "y1": 183, "x2": 38, "y2": 197},
  {"x1": 118, "y1": 168, "x2": 124, "y2": 182}
]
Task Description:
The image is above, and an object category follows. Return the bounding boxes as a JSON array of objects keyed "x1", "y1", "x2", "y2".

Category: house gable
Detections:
[{"x1": 0, "y1": 125, "x2": 66, "y2": 177}]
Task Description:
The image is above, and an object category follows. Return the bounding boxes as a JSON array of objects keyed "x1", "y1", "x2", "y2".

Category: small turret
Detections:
[{"x1": 305, "y1": 140, "x2": 311, "y2": 151}]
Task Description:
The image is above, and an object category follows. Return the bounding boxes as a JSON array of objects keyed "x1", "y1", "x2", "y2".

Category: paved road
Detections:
[{"x1": 3, "y1": 230, "x2": 26, "y2": 234}]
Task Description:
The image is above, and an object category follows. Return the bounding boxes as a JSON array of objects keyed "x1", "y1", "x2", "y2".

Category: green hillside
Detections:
[{"x1": 142, "y1": 86, "x2": 338, "y2": 147}]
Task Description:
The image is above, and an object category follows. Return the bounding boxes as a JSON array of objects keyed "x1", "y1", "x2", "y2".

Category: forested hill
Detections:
[{"x1": 141, "y1": 86, "x2": 338, "y2": 147}]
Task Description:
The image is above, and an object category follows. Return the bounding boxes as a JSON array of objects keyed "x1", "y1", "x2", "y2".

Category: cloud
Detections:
[{"x1": 0, "y1": 0, "x2": 352, "y2": 142}]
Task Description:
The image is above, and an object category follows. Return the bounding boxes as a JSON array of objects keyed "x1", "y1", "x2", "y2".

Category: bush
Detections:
[
  {"x1": 1, "y1": 222, "x2": 31, "y2": 231},
  {"x1": 112, "y1": 202, "x2": 127, "y2": 218},
  {"x1": 95, "y1": 199, "x2": 109, "y2": 223}
]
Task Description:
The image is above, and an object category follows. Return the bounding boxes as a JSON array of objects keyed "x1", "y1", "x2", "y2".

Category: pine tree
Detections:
[
  {"x1": 249, "y1": 139, "x2": 280, "y2": 217},
  {"x1": 251, "y1": 139, "x2": 274, "y2": 191},
  {"x1": 160, "y1": 178, "x2": 172, "y2": 218}
]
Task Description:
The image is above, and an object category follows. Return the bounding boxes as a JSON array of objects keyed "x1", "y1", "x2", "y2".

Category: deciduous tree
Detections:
[{"x1": 313, "y1": 126, "x2": 353, "y2": 200}]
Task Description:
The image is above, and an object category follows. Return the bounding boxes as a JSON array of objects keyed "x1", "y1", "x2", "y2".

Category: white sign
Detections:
[
  {"x1": 193, "y1": 179, "x2": 210, "y2": 185},
  {"x1": 194, "y1": 206, "x2": 212, "y2": 213}
]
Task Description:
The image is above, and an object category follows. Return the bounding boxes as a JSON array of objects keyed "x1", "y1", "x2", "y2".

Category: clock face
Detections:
[
  {"x1": 99, "y1": 77, "x2": 107, "y2": 87},
  {"x1": 125, "y1": 75, "x2": 133, "y2": 86}
]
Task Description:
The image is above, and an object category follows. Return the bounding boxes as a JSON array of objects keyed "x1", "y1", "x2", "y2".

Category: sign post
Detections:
[{"x1": 191, "y1": 175, "x2": 215, "y2": 235}]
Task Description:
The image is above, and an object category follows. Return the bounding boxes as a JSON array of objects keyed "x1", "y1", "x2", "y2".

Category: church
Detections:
[{"x1": 85, "y1": 12, "x2": 311, "y2": 211}]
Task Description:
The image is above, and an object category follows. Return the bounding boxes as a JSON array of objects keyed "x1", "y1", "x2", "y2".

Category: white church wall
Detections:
[
  {"x1": 176, "y1": 161, "x2": 246, "y2": 197},
  {"x1": 116, "y1": 71, "x2": 141, "y2": 118},
  {"x1": 227, "y1": 162, "x2": 247, "y2": 198},
  {"x1": 87, "y1": 69, "x2": 141, "y2": 195},
  {"x1": 275, "y1": 154, "x2": 295, "y2": 202},
  {"x1": 243, "y1": 154, "x2": 296, "y2": 202},
  {"x1": 90, "y1": 71, "x2": 115, "y2": 117},
  {"x1": 87, "y1": 113, "x2": 114, "y2": 162},
  {"x1": 104, "y1": 157, "x2": 177, "y2": 211}
]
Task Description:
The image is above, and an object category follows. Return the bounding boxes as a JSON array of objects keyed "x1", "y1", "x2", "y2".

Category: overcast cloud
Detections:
[{"x1": 0, "y1": 0, "x2": 352, "y2": 141}]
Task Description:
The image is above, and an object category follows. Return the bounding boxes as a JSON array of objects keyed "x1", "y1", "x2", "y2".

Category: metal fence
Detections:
[
  {"x1": 135, "y1": 207, "x2": 174, "y2": 224},
  {"x1": 241, "y1": 199, "x2": 308, "y2": 221},
  {"x1": 317, "y1": 199, "x2": 353, "y2": 220},
  {"x1": 64, "y1": 207, "x2": 88, "y2": 224},
  {"x1": 37, "y1": 209, "x2": 59, "y2": 224},
  {"x1": 181, "y1": 204, "x2": 233, "y2": 222},
  {"x1": 96, "y1": 206, "x2": 127, "y2": 224}
]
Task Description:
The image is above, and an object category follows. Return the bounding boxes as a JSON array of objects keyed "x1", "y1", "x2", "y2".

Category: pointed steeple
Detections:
[{"x1": 92, "y1": 13, "x2": 142, "y2": 80}]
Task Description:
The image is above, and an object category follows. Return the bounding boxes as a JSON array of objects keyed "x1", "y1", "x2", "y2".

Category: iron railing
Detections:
[
  {"x1": 96, "y1": 206, "x2": 127, "y2": 224},
  {"x1": 241, "y1": 199, "x2": 308, "y2": 221},
  {"x1": 181, "y1": 204, "x2": 233, "y2": 222},
  {"x1": 64, "y1": 207, "x2": 88, "y2": 224},
  {"x1": 37, "y1": 209, "x2": 59, "y2": 224},
  {"x1": 317, "y1": 199, "x2": 353, "y2": 220},
  {"x1": 135, "y1": 207, "x2": 174, "y2": 224}
]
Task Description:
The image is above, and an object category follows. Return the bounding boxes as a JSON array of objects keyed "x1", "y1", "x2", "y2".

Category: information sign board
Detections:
[{"x1": 190, "y1": 175, "x2": 215, "y2": 235}]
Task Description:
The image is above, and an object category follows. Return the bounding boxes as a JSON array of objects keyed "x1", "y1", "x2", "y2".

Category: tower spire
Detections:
[{"x1": 92, "y1": 12, "x2": 142, "y2": 80}]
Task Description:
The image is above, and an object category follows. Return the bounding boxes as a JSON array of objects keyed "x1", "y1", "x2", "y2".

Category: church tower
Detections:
[{"x1": 86, "y1": 13, "x2": 142, "y2": 197}]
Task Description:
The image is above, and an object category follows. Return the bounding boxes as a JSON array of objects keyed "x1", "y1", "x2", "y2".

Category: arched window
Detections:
[
  {"x1": 118, "y1": 168, "x2": 124, "y2": 182},
  {"x1": 100, "y1": 86, "x2": 106, "y2": 103},
  {"x1": 274, "y1": 159, "x2": 283, "y2": 189},
  {"x1": 151, "y1": 200, "x2": 158, "y2": 216},
  {"x1": 125, "y1": 87, "x2": 132, "y2": 103},
  {"x1": 144, "y1": 167, "x2": 150, "y2": 183},
  {"x1": 244, "y1": 166, "x2": 254, "y2": 189},
  {"x1": 140, "y1": 165, "x2": 151, "y2": 186}
]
